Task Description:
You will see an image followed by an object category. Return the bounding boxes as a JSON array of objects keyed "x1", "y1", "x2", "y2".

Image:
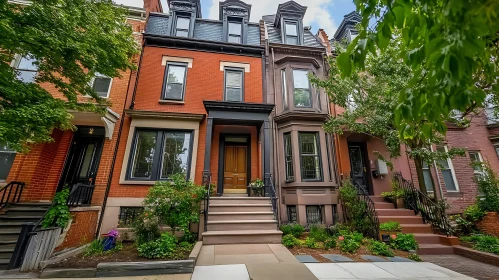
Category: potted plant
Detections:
[
  {"x1": 379, "y1": 221, "x2": 402, "y2": 242},
  {"x1": 248, "y1": 179, "x2": 264, "y2": 197},
  {"x1": 381, "y1": 181, "x2": 405, "y2": 208}
]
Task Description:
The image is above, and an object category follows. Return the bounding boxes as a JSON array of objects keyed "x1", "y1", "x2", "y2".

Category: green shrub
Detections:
[
  {"x1": 305, "y1": 237, "x2": 318, "y2": 249},
  {"x1": 389, "y1": 233, "x2": 419, "y2": 251},
  {"x1": 326, "y1": 223, "x2": 350, "y2": 236},
  {"x1": 368, "y1": 240, "x2": 394, "y2": 257},
  {"x1": 83, "y1": 239, "x2": 122, "y2": 257},
  {"x1": 380, "y1": 221, "x2": 402, "y2": 231},
  {"x1": 463, "y1": 204, "x2": 486, "y2": 222},
  {"x1": 280, "y1": 223, "x2": 305, "y2": 238},
  {"x1": 339, "y1": 238, "x2": 360, "y2": 253},
  {"x1": 462, "y1": 234, "x2": 499, "y2": 254},
  {"x1": 42, "y1": 187, "x2": 71, "y2": 228},
  {"x1": 309, "y1": 224, "x2": 329, "y2": 242},
  {"x1": 137, "y1": 232, "x2": 178, "y2": 259},
  {"x1": 408, "y1": 254, "x2": 422, "y2": 262},
  {"x1": 339, "y1": 181, "x2": 377, "y2": 237},
  {"x1": 324, "y1": 238, "x2": 337, "y2": 250},
  {"x1": 282, "y1": 234, "x2": 300, "y2": 248},
  {"x1": 132, "y1": 212, "x2": 161, "y2": 245},
  {"x1": 476, "y1": 163, "x2": 499, "y2": 213},
  {"x1": 338, "y1": 229, "x2": 364, "y2": 243}
]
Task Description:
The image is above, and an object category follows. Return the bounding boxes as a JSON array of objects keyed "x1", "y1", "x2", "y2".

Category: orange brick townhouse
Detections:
[
  {"x1": 99, "y1": 0, "x2": 282, "y2": 244},
  {"x1": 1, "y1": 0, "x2": 158, "y2": 255}
]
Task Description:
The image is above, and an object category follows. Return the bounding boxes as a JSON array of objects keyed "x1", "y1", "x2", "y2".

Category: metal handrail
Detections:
[
  {"x1": 0, "y1": 181, "x2": 25, "y2": 210},
  {"x1": 350, "y1": 180, "x2": 380, "y2": 240},
  {"x1": 67, "y1": 183, "x2": 95, "y2": 207},
  {"x1": 393, "y1": 172, "x2": 453, "y2": 236},
  {"x1": 265, "y1": 174, "x2": 279, "y2": 229},
  {"x1": 202, "y1": 173, "x2": 211, "y2": 232}
]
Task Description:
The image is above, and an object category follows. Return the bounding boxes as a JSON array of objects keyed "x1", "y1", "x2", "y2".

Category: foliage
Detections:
[
  {"x1": 282, "y1": 234, "x2": 300, "y2": 248},
  {"x1": 132, "y1": 212, "x2": 161, "y2": 245},
  {"x1": 326, "y1": 223, "x2": 351, "y2": 237},
  {"x1": 381, "y1": 181, "x2": 404, "y2": 199},
  {"x1": 453, "y1": 204, "x2": 487, "y2": 234},
  {"x1": 143, "y1": 174, "x2": 206, "y2": 235},
  {"x1": 368, "y1": 240, "x2": 394, "y2": 257},
  {"x1": 84, "y1": 239, "x2": 122, "y2": 257},
  {"x1": 339, "y1": 237, "x2": 361, "y2": 253},
  {"x1": 280, "y1": 223, "x2": 305, "y2": 238},
  {"x1": 309, "y1": 224, "x2": 329, "y2": 242},
  {"x1": 312, "y1": 35, "x2": 466, "y2": 194},
  {"x1": 460, "y1": 234, "x2": 499, "y2": 255},
  {"x1": 463, "y1": 204, "x2": 486, "y2": 223},
  {"x1": 339, "y1": 180, "x2": 377, "y2": 236},
  {"x1": 389, "y1": 234, "x2": 419, "y2": 251},
  {"x1": 336, "y1": 0, "x2": 499, "y2": 149},
  {"x1": 408, "y1": 254, "x2": 422, "y2": 262},
  {"x1": 42, "y1": 188, "x2": 71, "y2": 228},
  {"x1": 137, "y1": 232, "x2": 178, "y2": 259},
  {"x1": 0, "y1": 0, "x2": 139, "y2": 151},
  {"x1": 305, "y1": 237, "x2": 319, "y2": 249},
  {"x1": 475, "y1": 163, "x2": 499, "y2": 213},
  {"x1": 379, "y1": 221, "x2": 402, "y2": 232},
  {"x1": 323, "y1": 238, "x2": 337, "y2": 250}
]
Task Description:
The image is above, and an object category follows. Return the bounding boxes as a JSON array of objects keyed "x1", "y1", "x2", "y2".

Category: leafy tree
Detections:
[
  {"x1": 312, "y1": 38, "x2": 464, "y2": 193},
  {"x1": 337, "y1": 0, "x2": 499, "y2": 143},
  {"x1": 0, "y1": 0, "x2": 139, "y2": 152}
]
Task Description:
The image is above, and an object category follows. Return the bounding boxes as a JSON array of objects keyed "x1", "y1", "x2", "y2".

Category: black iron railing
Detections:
[
  {"x1": 0, "y1": 181, "x2": 25, "y2": 210},
  {"x1": 67, "y1": 183, "x2": 95, "y2": 207},
  {"x1": 350, "y1": 179, "x2": 380, "y2": 240},
  {"x1": 393, "y1": 172, "x2": 453, "y2": 236},
  {"x1": 264, "y1": 175, "x2": 279, "y2": 228},
  {"x1": 202, "y1": 173, "x2": 211, "y2": 232}
]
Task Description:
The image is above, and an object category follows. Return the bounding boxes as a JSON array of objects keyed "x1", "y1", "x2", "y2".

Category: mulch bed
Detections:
[
  {"x1": 47, "y1": 242, "x2": 190, "y2": 269},
  {"x1": 289, "y1": 244, "x2": 411, "y2": 263}
]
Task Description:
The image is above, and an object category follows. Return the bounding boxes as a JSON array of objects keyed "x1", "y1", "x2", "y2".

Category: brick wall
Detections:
[
  {"x1": 55, "y1": 209, "x2": 100, "y2": 251},
  {"x1": 477, "y1": 212, "x2": 499, "y2": 237}
]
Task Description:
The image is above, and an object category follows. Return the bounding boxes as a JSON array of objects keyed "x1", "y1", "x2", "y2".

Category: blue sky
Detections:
[{"x1": 114, "y1": 0, "x2": 357, "y2": 35}]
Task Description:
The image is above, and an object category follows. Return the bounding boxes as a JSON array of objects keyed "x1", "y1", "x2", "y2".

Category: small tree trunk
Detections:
[{"x1": 414, "y1": 156, "x2": 428, "y2": 194}]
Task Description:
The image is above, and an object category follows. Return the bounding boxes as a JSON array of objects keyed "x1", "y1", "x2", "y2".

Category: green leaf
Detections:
[{"x1": 337, "y1": 52, "x2": 352, "y2": 77}]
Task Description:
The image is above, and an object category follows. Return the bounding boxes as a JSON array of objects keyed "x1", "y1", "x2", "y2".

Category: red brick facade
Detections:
[
  {"x1": 477, "y1": 212, "x2": 499, "y2": 237},
  {"x1": 55, "y1": 209, "x2": 100, "y2": 251}
]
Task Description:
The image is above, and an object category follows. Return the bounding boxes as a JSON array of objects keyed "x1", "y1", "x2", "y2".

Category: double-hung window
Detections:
[
  {"x1": 281, "y1": 69, "x2": 289, "y2": 109},
  {"x1": 128, "y1": 129, "x2": 193, "y2": 181},
  {"x1": 284, "y1": 21, "x2": 298, "y2": 45},
  {"x1": 293, "y1": 69, "x2": 312, "y2": 107},
  {"x1": 224, "y1": 68, "x2": 243, "y2": 102},
  {"x1": 436, "y1": 145, "x2": 459, "y2": 192},
  {"x1": 284, "y1": 133, "x2": 294, "y2": 181},
  {"x1": 163, "y1": 63, "x2": 187, "y2": 101},
  {"x1": 91, "y1": 73, "x2": 112, "y2": 98},
  {"x1": 228, "y1": 21, "x2": 242, "y2": 43},
  {"x1": 469, "y1": 151, "x2": 485, "y2": 180},
  {"x1": 175, "y1": 16, "x2": 190, "y2": 37},
  {"x1": 0, "y1": 144, "x2": 16, "y2": 181},
  {"x1": 12, "y1": 55, "x2": 38, "y2": 83},
  {"x1": 299, "y1": 132, "x2": 322, "y2": 181},
  {"x1": 422, "y1": 161, "x2": 435, "y2": 193}
]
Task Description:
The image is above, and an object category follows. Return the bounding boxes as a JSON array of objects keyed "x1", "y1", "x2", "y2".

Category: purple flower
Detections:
[{"x1": 108, "y1": 229, "x2": 119, "y2": 238}]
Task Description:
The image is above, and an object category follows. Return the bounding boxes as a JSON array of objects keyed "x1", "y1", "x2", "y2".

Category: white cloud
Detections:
[{"x1": 207, "y1": 0, "x2": 337, "y2": 34}]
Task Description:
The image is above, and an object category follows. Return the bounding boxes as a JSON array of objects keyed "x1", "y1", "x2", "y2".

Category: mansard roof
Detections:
[
  {"x1": 332, "y1": 11, "x2": 361, "y2": 42},
  {"x1": 218, "y1": 0, "x2": 252, "y2": 20}
]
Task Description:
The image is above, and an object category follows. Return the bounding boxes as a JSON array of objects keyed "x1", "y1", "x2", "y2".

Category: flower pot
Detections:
[{"x1": 395, "y1": 198, "x2": 405, "y2": 209}]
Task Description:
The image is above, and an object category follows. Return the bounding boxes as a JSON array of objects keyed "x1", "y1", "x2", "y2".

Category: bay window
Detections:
[
  {"x1": 293, "y1": 69, "x2": 312, "y2": 107},
  {"x1": 284, "y1": 133, "x2": 294, "y2": 181}
]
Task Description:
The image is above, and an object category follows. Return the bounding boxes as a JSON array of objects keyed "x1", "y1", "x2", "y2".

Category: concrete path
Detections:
[{"x1": 196, "y1": 244, "x2": 299, "y2": 266}]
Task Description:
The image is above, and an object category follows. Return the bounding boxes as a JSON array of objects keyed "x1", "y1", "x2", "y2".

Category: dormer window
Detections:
[
  {"x1": 174, "y1": 15, "x2": 190, "y2": 37},
  {"x1": 284, "y1": 21, "x2": 298, "y2": 45},
  {"x1": 228, "y1": 21, "x2": 242, "y2": 44}
]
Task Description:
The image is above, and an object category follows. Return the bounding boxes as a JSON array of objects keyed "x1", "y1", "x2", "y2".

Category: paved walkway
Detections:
[
  {"x1": 196, "y1": 244, "x2": 300, "y2": 266},
  {"x1": 422, "y1": 255, "x2": 499, "y2": 280}
]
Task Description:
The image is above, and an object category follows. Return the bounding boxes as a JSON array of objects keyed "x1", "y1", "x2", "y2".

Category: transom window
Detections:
[
  {"x1": 224, "y1": 68, "x2": 244, "y2": 102},
  {"x1": 228, "y1": 21, "x2": 242, "y2": 43},
  {"x1": 128, "y1": 129, "x2": 193, "y2": 181},
  {"x1": 299, "y1": 132, "x2": 322, "y2": 181},
  {"x1": 284, "y1": 21, "x2": 298, "y2": 45},
  {"x1": 91, "y1": 73, "x2": 112, "y2": 98},
  {"x1": 175, "y1": 16, "x2": 190, "y2": 37},
  {"x1": 284, "y1": 133, "x2": 294, "y2": 181},
  {"x1": 0, "y1": 144, "x2": 16, "y2": 181},
  {"x1": 12, "y1": 55, "x2": 38, "y2": 83},
  {"x1": 436, "y1": 145, "x2": 459, "y2": 192},
  {"x1": 293, "y1": 69, "x2": 312, "y2": 107},
  {"x1": 163, "y1": 63, "x2": 187, "y2": 100}
]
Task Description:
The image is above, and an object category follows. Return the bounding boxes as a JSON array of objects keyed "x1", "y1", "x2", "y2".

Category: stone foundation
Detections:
[{"x1": 477, "y1": 212, "x2": 499, "y2": 237}]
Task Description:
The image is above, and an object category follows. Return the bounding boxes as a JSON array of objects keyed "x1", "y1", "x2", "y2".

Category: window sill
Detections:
[
  {"x1": 119, "y1": 180, "x2": 156, "y2": 185},
  {"x1": 159, "y1": 100, "x2": 185, "y2": 105},
  {"x1": 445, "y1": 191, "x2": 463, "y2": 197}
]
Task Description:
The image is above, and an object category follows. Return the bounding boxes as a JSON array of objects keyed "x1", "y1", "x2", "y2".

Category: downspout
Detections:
[{"x1": 95, "y1": 42, "x2": 146, "y2": 238}]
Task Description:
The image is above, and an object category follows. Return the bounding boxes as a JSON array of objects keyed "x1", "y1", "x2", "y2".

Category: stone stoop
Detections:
[
  {"x1": 372, "y1": 196, "x2": 455, "y2": 255},
  {"x1": 202, "y1": 197, "x2": 282, "y2": 245}
]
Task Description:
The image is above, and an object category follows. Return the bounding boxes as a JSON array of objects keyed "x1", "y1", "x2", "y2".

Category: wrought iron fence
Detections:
[
  {"x1": 264, "y1": 174, "x2": 279, "y2": 229},
  {"x1": 0, "y1": 181, "x2": 25, "y2": 210},
  {"x1": 67, "y1": 183, "x2": 95, "y2": 207},
  {"x1": 393, "y1": 172, "x2": 453, "y2": 236},
  {"x1": 349, "y1": 180, "x2": 380, "y2": 240}
]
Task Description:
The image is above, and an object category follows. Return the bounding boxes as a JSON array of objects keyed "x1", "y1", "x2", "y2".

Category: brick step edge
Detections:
[{"x1": 454, "y1": 245, "x2": 499, "y2": 267}]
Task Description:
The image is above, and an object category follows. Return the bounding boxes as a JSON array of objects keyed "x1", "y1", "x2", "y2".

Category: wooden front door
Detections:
[{"x1": 223, "y1": 146, "x2": 247, "y2": 193}]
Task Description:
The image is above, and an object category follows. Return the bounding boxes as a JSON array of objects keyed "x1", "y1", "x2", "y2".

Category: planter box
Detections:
[
  {"x1": 477, "y1": 212, "x2": 499, "y2": 237},
  {"x1": 383, "y1": 197, "x2": 405, "y2": 209}
]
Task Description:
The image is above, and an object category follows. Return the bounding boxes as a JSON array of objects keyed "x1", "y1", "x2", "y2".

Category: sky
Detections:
[{"x1": 113, "y1": 0, "x2": 356, "y2": 36}]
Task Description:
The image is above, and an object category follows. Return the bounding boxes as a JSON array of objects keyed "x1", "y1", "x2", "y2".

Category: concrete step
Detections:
[
  {"x1": 413, "y1": 233, "x2": 442, "y2": 244},
  {"x1": 376, "y1": 209, "x2": 416, "y2": 216},
  {"x1": 202, "y1": 230, "x2": 282, "y2": 245},
  {"x1": 4, "y1": 207, "x2": 47, "y2": 217},
  {"x1": 417, "y1": 244, "x2": 454, "y2": 255},
  {"x1": 374, "y1": 202, "x2": 395, "y2": 209},
  {"x1": 0, "y1": 222, "x2": 27, "y2": 229},
  {"x1": 370, "y1": 196, "x2": 385, "y2": 202},
  {"x1": 0, "y1": 239, "x2": 18, "y2": 250},
  {"x1": 9, "y1": 203, "x2": 51, "y2": 208},
  {"x1": 207, "y1": 220, "x2": 278, "y2": 231},
  {"x1": 209, "y1": 204, "x2": 272, "y2": 212},
  {"x1": 0, "y1": 258, "x2": 9, "y2": 270},
  {"x1": 0, "y1": 248, "x2": 14, "y2": 259},
  {"x1": 400, "y1": 224, "x2": 433, "y2": 234},
  {"x1": 0, "y1": 216, "x2": 41, "y2": 223},
  {"x1": 208, "y1": 212, "x2": 275, "y2": 221},
  {"x1": 210, "y1": 197, "x2": 271, "y2": 205},
  {"x1": 0, "y1": 229, "x2": 21, "y2": 239},
  {"x1": 379, "y1": 216, "x2": 423, "y2": 224}
]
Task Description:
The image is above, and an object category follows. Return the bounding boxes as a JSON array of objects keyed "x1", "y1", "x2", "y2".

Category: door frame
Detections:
[
  {"x1": 217, "y1": 133, "x2": 251, "y2": 195},
  {"x1": 347, "y1": 142, "x2": 373, "y2": 195}
]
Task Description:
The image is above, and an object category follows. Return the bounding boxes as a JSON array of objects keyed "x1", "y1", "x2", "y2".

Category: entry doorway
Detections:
[
  {"x1": 218, "y1": 134, "x2": 251, "y2": 195},
  {"x1": 348, "y1": 143, "x2": 371, "y2": 194},
  {"x1": 58, "y1": 127, "x2": 104, "y2": 192}
]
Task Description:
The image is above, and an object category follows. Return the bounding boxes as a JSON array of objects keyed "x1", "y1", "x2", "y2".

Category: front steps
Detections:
[
  {"x1": 202, "y1": 197, "x2": 282, "y2": 245},
  {"x1": 372, "y1": 196, "x2": 455, "y2": 255}
]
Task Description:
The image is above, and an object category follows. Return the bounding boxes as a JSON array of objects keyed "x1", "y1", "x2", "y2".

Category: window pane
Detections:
[
  {"x1": 17, "y1": 57, "x2": 38, "y2": 71},
  {"x1": 301, "y1": 156, "x2": 320, "y2": 180},
  {"x1": 286, "y1": 36, "x2": 298, "y2": 45},
  {"x1": 225, "y1": 88, "x2": 242, "y2": 101},
  {"x1": 287, "y1": 205, "x2": 297, "y2": 223},
  {"x1": 228, "y1": 35, "x2": 241, "y2": 43},
  {"x1": 422, "y1": 169, "x2": 434, "y2": 192},
  {"x1": 300, "y1": 134, "x2": 318, "y2": 155},
  {"x1": 226, "y1": 71, "x2": 242, "y2": 88},
  {"x1": 306, "y1": 205, "x2": 322, "y2": 224},
  {"x1": 167, "y1": 65, "x2": 186, "y2": 84},
  {"x1": 299, "y1": 133, "x2": 321, "y2": 180},
  {"x1": 0, "y1": 150, "x2": 16, "y2": 180},
  {"x1": 175, "y1": 30, "x2": 188, "y2": 37},
  {"x1": 442, "y1": 170, "x2": 457, "y2": 191},
  {"x1": 293, "y1": 70, "x2": 311, "y2": 107},
  {"x1": 17, "y1": 70, "x2": 37, "y2": 83},
  {"x1": 229, "y1": 22, "x2": 242, "y2": 36},
  {"x1": 79, "y1": 144, "x2": 96, "y2": 178},
  {"x1": 284, "y1": 133, "x2": 294, "y2": 181},
  {"x1": 93, "y1": 77, "x2": 112, "y2": 97},
  {"x1": 161, "y1": 132, "x2": 191, "y2": 179},
  {"x1": 285, "y1": 22, "x2": 297, "y2": 36},
  {"x1": 281, "y1": 69, "x2": 288, "y2": 109},
  {"x1": 131, "y1": 131, "x2": 157, "y2": 179},
  {"x1": 293, "y1": 70, "x2": 309, "y2": 89},
  {"x1": 165, "y1": 65, "x2": 186, "y2": 100},
  {"x1": 176, "y1": 17, "x2": 190, "y2": 30},
  {"x1": 118, "y1": 207, "x2": 143, "y2": 227},
  {"x1": 165, "y1": 84, "x2": 183, "y2": 100}
]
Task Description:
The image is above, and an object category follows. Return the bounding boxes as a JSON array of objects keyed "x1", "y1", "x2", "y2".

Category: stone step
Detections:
[
  {"x1": 376, "y1": 209, "x2": 416, "y2": 216},
  {"x1": 202, "y1": 230, "x2": 282, "y2": 245},
  {"x1": 370, "y1": 196, "x2": 385, "y2": 202},
  {"x1": 400, "y1": 224, "x2": 433, "y2": 234},
  {"x1": 207, "y1": 220, "x2": 278, "y2": 231},
  {"x1": 0, "y1": 216, "x2": 42, "y2": 223},
  {"x1": 379, "y1": 216, "x2": 423, "y2": 224},
  {"x1": 210, "y1": 197, "x2": 271, "y2": 205},
  {"x1": 373, "y1": 202, "x2": 395, "y2": 209},
  {"x1": 208, "y1": 212, "x2": 275, "y2": 221},
  {"x1": 0, "y1": 222, "x2": 27, "y2": 229},
  {"x1": 0, "y1": 239, "x2": 18, "y2": 250},
  {"x1": 9, "y1": 203, "x2": 51, "y2": 208},
  {"x1": 417, "y1": 244, "x2": 454, "y2": 255},
  {"x1": 209, "y1": 204, "x2": 272, "y2": 213},
  {"x1": 413, "y1": 233, "x2": 442, "y2": 244},
  {"x1": 4, "y1": 207, "x2": 47, "y2": 217},
  {"x1": 0, "y1": 248, "x2": 14, "y2": 259},
  {"x1": 0, "y1": 228, "x2": 21, "y2": 239},
  {"x1": 0, "y1": 258, "x2": 9, "y2": 270}
]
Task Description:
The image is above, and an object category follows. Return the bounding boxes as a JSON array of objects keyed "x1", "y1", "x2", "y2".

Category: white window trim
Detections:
[
  {"x1": 469, "y1": 151, "x2": 485, "y2": 177},
  {"x1": 90, "y1": 74, "x2": 113, "y2": 98},
  {"x1": 437, "y1": 145, "x2": 460, "y2": 192}
]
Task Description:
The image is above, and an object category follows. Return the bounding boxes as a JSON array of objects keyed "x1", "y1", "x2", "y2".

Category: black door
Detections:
[
  {"x1": 348, "y1": 144, "x2": 370, "y2": 194},
  {"x1": 58, "y1": 128, "x2": 104, "y2": 192}
]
